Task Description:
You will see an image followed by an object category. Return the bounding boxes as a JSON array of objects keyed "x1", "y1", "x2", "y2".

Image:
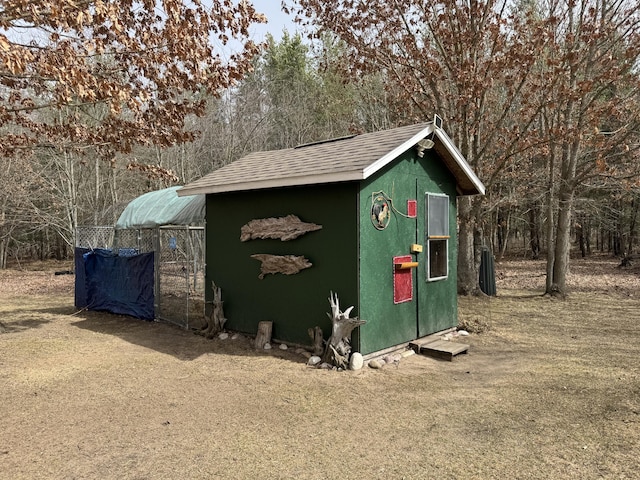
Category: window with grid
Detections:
[{"x1": 426, "y1": 193, "x2": 449, "y2": 281}]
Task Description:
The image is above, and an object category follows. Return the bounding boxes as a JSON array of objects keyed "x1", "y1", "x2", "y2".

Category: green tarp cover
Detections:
[{"x1": 116, "y1": 186, "x2": 205, "y2": 228}]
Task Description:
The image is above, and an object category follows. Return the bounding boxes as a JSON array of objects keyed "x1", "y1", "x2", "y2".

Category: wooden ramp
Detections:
[{"x1": 409, "y1": 338, "x2": 469, "y2": 361}]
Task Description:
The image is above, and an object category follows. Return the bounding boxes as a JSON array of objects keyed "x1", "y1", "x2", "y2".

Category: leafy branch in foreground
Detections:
[{"x1": 0, "y1": 0, "x2": 267, "y2": 159}]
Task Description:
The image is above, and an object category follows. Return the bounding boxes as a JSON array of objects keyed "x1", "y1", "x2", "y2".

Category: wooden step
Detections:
[{"x1": 409, "y1": 339, "x2": 469, "y2": 361}]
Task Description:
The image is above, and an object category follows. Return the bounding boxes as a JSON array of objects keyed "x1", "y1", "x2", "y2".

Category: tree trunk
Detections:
[
  {"x1": 545, "y1": 148, "x2": 557, "y2": 294},
  {"x1": 585, "y1": 216, "x2": 591, "y2": 255},
  {"x1": 497, "y1": 207, "x2": 511, "y2": 261},
  {"x1": 576, "y1": 214, "x2": 586, "y2": 258},
  {"x1": 457, "y1": 196, "x2": 481, "y2": 295},
  {"x1": 547, "y1": 184, "x2": 574, "y2": 298},
  {"x1": 528, "y1": 203, "x2": 541, "y2": 260},
  {"x1": 0, "y1": 238, "x2": 6, "y2": 269},
  {"x1": 628, "y1": 196, "x2": 638, "y2": 255},
  {"x1": 496, "y1": 208, "x2": 504, "y2": 254},
  {"x1": 614, "y1": 200, "x2": 624, "y2": 256},
  {"x1": 0, "y1": 202, "x2": 9, "y2": 269}
]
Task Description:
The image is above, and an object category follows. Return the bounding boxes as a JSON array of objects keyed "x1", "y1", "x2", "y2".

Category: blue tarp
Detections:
[
  {"x1": 75, "y1": 247, "x2": 115, "y2": 309},
  {"x1": 74, "y1": 247, "x2": 91, "y2": 308},
  {"x1": 75, "y1": 248, "x2": 154, "y2": 320}
]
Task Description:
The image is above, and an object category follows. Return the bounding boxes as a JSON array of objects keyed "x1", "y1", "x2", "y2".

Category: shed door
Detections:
[
  {"x1": 359, "y1": 175, "x2": 456, "y2": 354},
  {"x1": 416, "y1": 189, "x2": 456, "y2": 337}
]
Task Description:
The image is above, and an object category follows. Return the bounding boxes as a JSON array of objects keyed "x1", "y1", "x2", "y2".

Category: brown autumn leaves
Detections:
[{"x1": 0, "y1": 0, "x2": 266, "y2": 169}]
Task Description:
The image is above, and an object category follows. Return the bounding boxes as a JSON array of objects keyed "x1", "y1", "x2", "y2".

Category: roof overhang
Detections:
[{"x1": 177, "y1": 171, "x2": 364, "y2": 196}]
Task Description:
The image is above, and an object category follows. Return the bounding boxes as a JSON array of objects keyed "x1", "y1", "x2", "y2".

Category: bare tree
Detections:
[
  {"x1": 0, "y1": 0, "x2": 268, "y2": 263},
  {"x1": 287, "y1": 0, "x2": 548, "y2": 294},
  {"x1": 533, "y1": 0, "x2": 640, "y2": 296}
]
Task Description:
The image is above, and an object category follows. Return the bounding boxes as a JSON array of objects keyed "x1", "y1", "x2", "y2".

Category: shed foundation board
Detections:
[
  {"x1": 409, "y1": 339, "x2": 469, "y2": 361},
  {"x1": 361, "y1": 328, "x2": 457, "y2": 361}
]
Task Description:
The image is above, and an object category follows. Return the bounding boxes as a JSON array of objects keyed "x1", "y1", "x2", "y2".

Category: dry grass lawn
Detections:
[{"x1": 0, "y1": 255, "x2": 639, "y2": 479}]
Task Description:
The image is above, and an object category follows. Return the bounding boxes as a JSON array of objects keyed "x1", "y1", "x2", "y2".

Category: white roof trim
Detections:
[
  {"x1": 362, "y1": 124, "x2": 435, "y2": 179},
  {"x1": 433, "y1": 129, "x2": 486, "y2": 196}
]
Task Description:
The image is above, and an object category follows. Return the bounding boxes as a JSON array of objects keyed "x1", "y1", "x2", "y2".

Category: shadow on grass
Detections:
[
  {"x1": 0, "y1": 302, "x2": 78, "y2": 333},
  {"x1": 42, "y1": 305, "x2": 78, "y2": 315},
  {"x1": 494, "y1": 292, "x2": 546, "y2": 300},
  {"x1": 1, "y1": 318, "x2": 51, "y2": 333},
  {"x1": 70, "y1": 309, "x2": 306, "y2": 364}
]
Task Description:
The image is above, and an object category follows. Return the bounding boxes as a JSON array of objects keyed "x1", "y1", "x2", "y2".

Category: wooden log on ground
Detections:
[
  {"x1": 255, "y1": 320, "x2": 273, "y2": 349},
  {"x1": 308, "y1": 326, "x2": 324, "y2": 356}
]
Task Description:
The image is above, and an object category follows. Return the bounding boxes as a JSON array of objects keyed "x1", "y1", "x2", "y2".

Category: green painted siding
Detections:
[
  {"x1": 205, "y1": 149, "x2": 461, "y2": 355},
  {"x1": 417, "y1": 162, "x2": 459, "y2": 338},
  {"x1": 358, "y1": 156, "x2": 419, "y2": 354},
  {"x1": 205, "y1": 183, "x2": 359, "y2": 347},
  {"x1": 358, "y1": 149, "x2": 459, "y2": 355}
]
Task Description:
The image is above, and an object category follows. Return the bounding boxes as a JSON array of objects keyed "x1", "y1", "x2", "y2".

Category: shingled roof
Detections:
[{"x1": 178, "y1": 122, "x2": 485, "y2": 197}]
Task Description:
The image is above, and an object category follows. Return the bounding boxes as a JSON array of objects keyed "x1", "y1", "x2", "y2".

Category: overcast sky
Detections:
[
  {"x1": 211, "y1": 2, "x2": 302, "y2": 57},
  {"x1": 249, "y1": 2, "x2": 300, "y2": 42}
]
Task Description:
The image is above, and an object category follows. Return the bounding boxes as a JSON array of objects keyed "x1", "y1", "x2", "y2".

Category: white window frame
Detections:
[{"x1": 426, "y1": 193, "x2": 450, "y2": 281}]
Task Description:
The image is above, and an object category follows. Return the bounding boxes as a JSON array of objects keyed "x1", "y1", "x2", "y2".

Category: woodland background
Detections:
[{"x1": 1, "y1": 0, "x2": 639, "y2": 297}]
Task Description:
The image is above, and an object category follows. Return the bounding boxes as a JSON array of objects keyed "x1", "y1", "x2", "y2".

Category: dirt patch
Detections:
[
  {"x1": 0, "y1": 260, "x2": 75, "y2": 297},
  {"x1": 495, "y1": 253, "x2": 640, "y2": 296},
  {"x1": 1, "y1": 256, "x2": 639, "y2": 479}
]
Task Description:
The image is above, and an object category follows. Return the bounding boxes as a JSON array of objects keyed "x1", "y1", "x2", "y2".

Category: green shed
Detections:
[{"x1": 179, "y1": 120, "x2": 485, "y2": 355}]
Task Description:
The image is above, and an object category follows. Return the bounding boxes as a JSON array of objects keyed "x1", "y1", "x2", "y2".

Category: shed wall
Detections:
[
  {"x1": 206, "y1": 183, "x2": 359, "y2": 346},
  {"x1": 358, "y1": 149, "x2": 459, "y2": 355}
]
